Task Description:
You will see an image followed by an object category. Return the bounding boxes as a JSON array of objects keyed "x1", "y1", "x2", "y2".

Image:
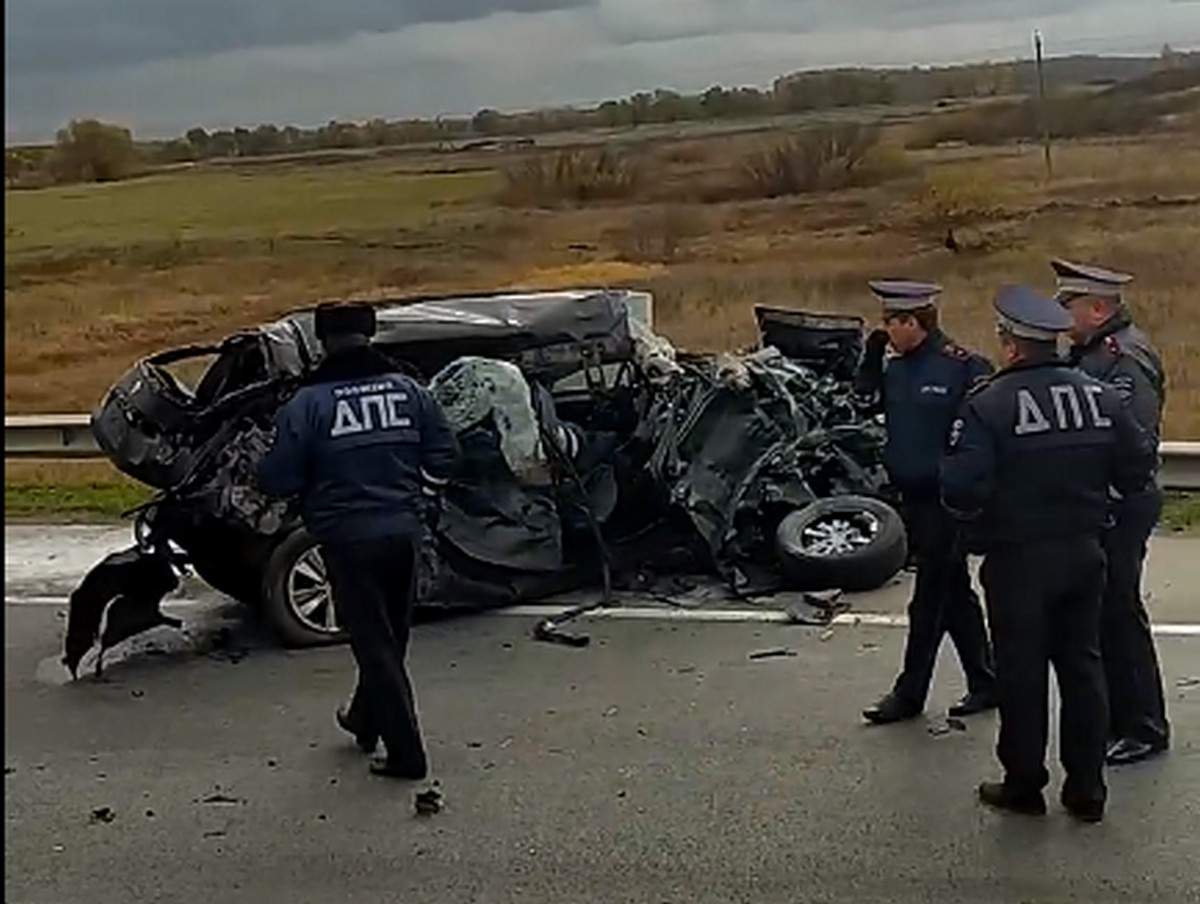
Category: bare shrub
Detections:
[
  {"x1": 498, "y1": 148, "x2": 643, "y2": 207},
  {"x1": 852, "y1": 143, "x2": 918, "y2": 186},
  {"x1": 614, "y1": 205, "x2": 706, "y2": 263},
  {"x1": 907, "y1": 87, "x2": 1187, "y2": 149},
  {"x1": 737, "y1": 123, "x2": 885, "y2": 198},
  {"x1": 916, "y1": 165, "x2": 1008, "y2": 252}
]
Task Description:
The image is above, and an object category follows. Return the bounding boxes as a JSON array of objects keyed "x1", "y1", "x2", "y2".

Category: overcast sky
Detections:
[{"x1": 5, "y1": 0, "x2": 1199, "y2": 143}]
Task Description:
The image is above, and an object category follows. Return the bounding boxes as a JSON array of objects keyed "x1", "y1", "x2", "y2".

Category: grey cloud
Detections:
[
  {"x1": 3, "y1": 0, "x2": 593, "y2": 74},
  {"x1": 592, "y1": 0, "x2": 1099, "y2": 47},
  {"x1": 5, "y1": 0, "x2": 1197, "y2": 142}
]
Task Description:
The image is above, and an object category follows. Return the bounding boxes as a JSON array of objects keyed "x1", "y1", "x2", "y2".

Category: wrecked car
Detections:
[{"x1": 65, "y1": 289, "x2": 907, "y2": 675}]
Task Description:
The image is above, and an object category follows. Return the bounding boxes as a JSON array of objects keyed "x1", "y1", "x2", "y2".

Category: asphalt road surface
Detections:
[{"x1": 5, "y1": 525, "x2": 1200, "y2": 904}]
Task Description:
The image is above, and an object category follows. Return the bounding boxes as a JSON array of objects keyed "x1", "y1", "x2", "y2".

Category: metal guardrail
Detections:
[
  {"x1": 6, "y1": 414, "x2": 1200, "y2": 490},
  {"x1": 1161, "y1": 441, "x2": 1200, "y2": 491},
  {"x1": 6, "y1": 414, "x2": 101, "y2": 458}
]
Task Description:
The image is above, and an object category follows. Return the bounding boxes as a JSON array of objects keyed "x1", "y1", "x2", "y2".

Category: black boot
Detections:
[
  {"x1": 978, "y1": 781, "x2": 1047, "y2": 816},
  {"x1": 1061, "y1": 791, "x2": 1105, "y2": 824},
  {"x1": 949, "y1": 690, "x2": 998, "y2": 718},
  {"x1": 862, "y1": 692, "x2": 922, "y2": 725}
]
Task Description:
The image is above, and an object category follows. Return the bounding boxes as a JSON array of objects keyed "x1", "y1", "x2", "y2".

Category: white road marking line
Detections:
[
  {"x1": 7, "y1": 597, "x2": 1199, "y2": 636},
  {"x1": 4, "y1": 596, "x2": 205, "y2": 609}
]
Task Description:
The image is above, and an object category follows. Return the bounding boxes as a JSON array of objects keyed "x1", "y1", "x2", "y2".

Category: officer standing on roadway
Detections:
[
  {"x1": 1052, "y1": 258, "x2": 1171, "y2": 767},
  {"x1": 855, "y1": 280, "x2": 997, "y2": 725},
  {"x1": 258, "y1": 301, "x2": 459, "y2": 780},
  {"x1": 941, "y1": 284, "x2": 1157, "y2": 822}
]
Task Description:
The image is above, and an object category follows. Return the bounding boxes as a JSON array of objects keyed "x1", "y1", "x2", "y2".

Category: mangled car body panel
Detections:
[{"x1": 67, "y1": 289, "x2": 906, "y2": 672}]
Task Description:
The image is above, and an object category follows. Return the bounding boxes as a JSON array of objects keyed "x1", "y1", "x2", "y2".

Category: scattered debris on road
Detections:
[
  {"x1": 783, "y1": 590, "x2": 847, "y2": 626},
  {"x1": 415, "y1": 787, "x2": 444, "y2": 816},
  {"x1": 200, "y1": 792, "x2": 243, "y2": 806},
  {"x1": 89, "y1": 807, "x2": 115, "y2": 824},
  {"x1": 748, "y1": 648, "x2": 798, "y2": 661},
  {"x1": 928, "y1": 718, "x2": 968, "y2": 737}
]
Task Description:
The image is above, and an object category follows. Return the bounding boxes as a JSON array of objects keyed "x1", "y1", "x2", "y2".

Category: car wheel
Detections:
[
  {"x1": 262, "y1": 528, "x2": 348, "y2": 648},
  {"x1": 775, "y1": 495, "x2": 907, "y2": 592}
]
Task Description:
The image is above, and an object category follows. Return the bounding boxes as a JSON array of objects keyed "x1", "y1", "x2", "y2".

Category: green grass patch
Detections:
[
  {"x1": 5, "y1": 473, "x2": 152, "y2": 521},
  {"x1": 4, "y1": 161, "x2": 499, "y2": 261},
  {"x1": 1160, "y1": 491, "x2": 1200, "y2": 534}
]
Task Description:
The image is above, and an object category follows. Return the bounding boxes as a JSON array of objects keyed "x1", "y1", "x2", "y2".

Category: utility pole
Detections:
[{"x1": 1034, "y1": 29, "x2": 1053, "y2": 179}]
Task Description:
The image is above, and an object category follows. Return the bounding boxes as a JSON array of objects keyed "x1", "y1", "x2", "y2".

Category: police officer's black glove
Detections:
[
  {"x1": 855, "y1": 329, "x2": 890, "y2": 397},
  {"x1": 864, "y1": 328, "x2": 889, "y2": 362}
]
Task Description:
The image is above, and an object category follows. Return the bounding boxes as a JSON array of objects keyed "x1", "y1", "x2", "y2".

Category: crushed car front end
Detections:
[{"x1": 65, "y1": 289, "x2": 907, "y2": 675}]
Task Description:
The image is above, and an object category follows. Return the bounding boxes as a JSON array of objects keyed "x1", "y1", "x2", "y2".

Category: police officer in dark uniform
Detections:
[
  {"x1": 258, "y1": 302, "x2": 459, "y2": 780},
  {"x1": 1052, "y1": 259, "x2": 1171, "y2": 766},
  {"x1": 941, "y1": 285, "x2": 1157, "y2": 822},
  {"x1": 855, "y1": 280, "x2": 997, "y2": 725}
]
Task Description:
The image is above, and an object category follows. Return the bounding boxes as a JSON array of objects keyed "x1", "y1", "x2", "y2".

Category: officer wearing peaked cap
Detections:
[
  {"x1": 1052, "y1": 259, "x2": 1171, "y2": 767},
  {"x1": 856, "y1": 280, "x2": 998, "y2": 727},
  {"x1": 258, "y1": 301, "x2": 460, "y2": 781},
  {"x1": 941, "y1": 285, "x2": 1157, "y2": 823}
]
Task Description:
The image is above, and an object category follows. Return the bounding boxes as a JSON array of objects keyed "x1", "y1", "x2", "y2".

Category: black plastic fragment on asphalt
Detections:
[
  {"x1": 784, "y1": 590, "x2": 849, "y2": 626},
  {"x1": 415, "y1": 788, "x2": 443, "y2": 816},
  {"x1": 748, "y1": 648, "x2": 798, "y2": 660},
  {"x1": 90, "y1": 807, "x2": 115, "y2": 824},
  {"x1": 200, "y1": 792, "x2": 243, "y2": 805}
]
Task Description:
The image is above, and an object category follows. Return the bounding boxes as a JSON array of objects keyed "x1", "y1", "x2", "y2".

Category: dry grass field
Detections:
[{"x1": 6, "y1": 120, "x2": 1200, "y2": 440}]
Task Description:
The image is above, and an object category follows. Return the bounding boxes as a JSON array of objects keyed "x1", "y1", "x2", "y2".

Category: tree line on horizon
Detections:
[{"x1": 5, "y1": 48, "x2": 1196, "y2": 189}]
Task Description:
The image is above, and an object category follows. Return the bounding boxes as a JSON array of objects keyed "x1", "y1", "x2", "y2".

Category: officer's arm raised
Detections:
[
  {"x1": 939, "y1": 401, "x2": 996, "y2": 520},
  {"x1": 853, "y1": 328, "x2": 888, "y2": 409},
  {"x1": 258, "y1": 398, "x2": 308, "y2": 499}
]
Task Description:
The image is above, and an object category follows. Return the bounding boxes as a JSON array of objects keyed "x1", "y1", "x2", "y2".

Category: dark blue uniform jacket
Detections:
[
  {"x1": 940, "y1": 359, "x2": 1156, "y2": 548},
  {"x1": 258, "y1": 346, "x2": 459, "y2": 544},
  {"x1": 875, "y1": 329, "x2": 993, "y2": 497}
]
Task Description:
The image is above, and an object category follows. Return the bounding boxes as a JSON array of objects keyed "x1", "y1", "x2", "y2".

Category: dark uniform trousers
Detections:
[
  {"x1": 981, "y1": 536, "x2": 1109, "y2": 804},
  {"x1": 893, "y1": 494, "x2": 995, "y2": 706},
  {"x1": 324, "y1": 534, "x2": 427, "y2": 774},
  {"x1": 1103, "y1": 488, "x2": 1170, "y2": 746}
]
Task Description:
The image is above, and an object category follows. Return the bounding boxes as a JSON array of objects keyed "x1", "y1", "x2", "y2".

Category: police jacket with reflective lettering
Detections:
[
  {"x1": 258, "y1": 346, "x2": 460, "y2": 544},
  {"x1": 875, "y1": 329, "x2": 993, "y2": 497},
  {"x1": 940, "y1": 359, "x2": 1156, "y2": 548},
  {"x1": 1069, "y1": 311, "x2": 1165, "y2": 446}
]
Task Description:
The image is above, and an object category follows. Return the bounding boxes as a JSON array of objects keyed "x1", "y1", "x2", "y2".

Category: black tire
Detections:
[
  {"x1": 261, "y1": 528, "x2": 348, "y2": 648},
  {"x1": 775, "y1": 495, "x2": 907, "y2": 592}
]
